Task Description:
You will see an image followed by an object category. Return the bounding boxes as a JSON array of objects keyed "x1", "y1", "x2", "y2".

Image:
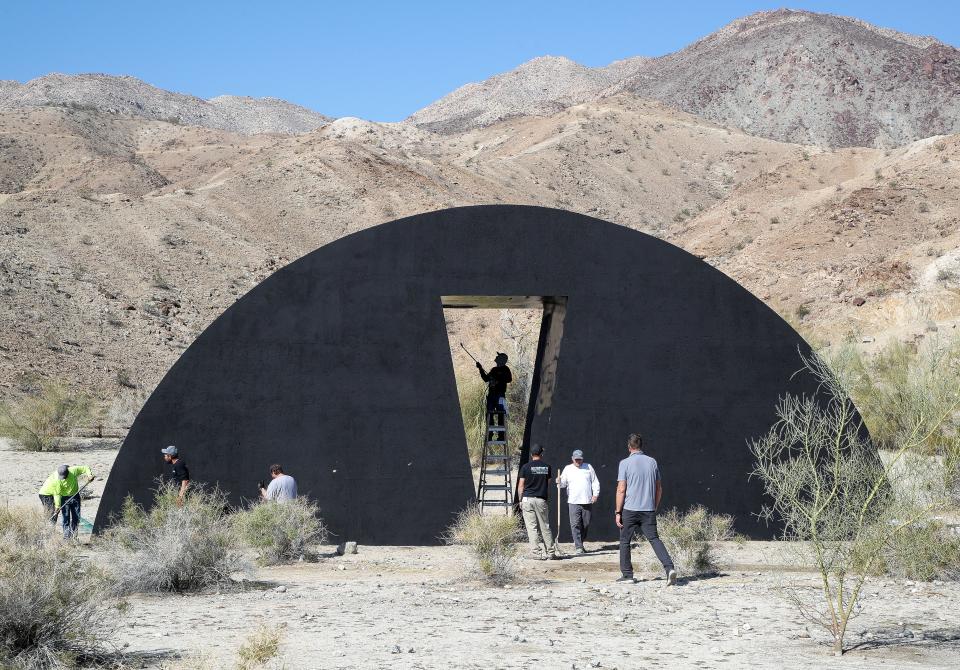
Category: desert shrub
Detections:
[
  {"x1": 828, "y1": 337, "x2": 960, "y2": 502},
  {"x1": 751, "y1": 352, "x2": 959, "y2": 653},
  {"x1": 444, "y1": 506, "x2": 523, "y2": 584},
  {"x1": 0, "y1": 382, "x2": 92, "y2": 451},
  {"x1": 655, "y1": 505, "x2": 735, "y2": 576},
  {"x1": 456, "y1": 374, "x2": 488, "y2": 466},
  {"x1": 101, "y1": 482, "x2": 251, "y2": 594},
  {"x1": 0, "y1": 509, "x2": 118, "y2": 670},
  {"x1": 235, "y1": 625, "x2": 284, "y2": 670},
  {"x1": 874, "y1": 520, "x2": 960, "y2": 581},
  {"x1": 233, "y1": 498, "x2": 329, "y2": 564},
  {"x1": 0, "y1": 507, "x2": 50, "y2": 552}
]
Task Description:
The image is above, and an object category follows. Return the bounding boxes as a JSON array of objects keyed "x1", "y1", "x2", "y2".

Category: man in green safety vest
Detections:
[{"x1": 38, "y1": 464, "x2": 94, "y2": 539}]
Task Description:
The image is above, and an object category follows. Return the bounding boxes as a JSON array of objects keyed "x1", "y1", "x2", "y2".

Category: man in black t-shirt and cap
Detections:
[
  {"x1": 161, "y1": 445, "x2": 190, "y2": 506},
  {"x1": 517, "y1": 444, "x2": 557, "y2": 559}
]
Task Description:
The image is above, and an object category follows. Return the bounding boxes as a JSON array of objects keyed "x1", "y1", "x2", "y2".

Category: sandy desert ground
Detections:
[{"x1": 4, "y1": 439, "x2": 959, "y2": 669}]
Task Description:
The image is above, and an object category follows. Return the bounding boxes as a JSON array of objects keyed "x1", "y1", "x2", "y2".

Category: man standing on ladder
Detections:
[{"x1": 476, "y1": 352, "x2": 512, "y2": 425}]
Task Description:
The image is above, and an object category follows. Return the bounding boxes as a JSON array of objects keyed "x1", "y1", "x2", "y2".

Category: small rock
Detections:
[
  {"x1": 579, "y1": 578, "x2": 587, "y2": 583},
  {"x1": 336, "y1": 541, "x2": 358, "y2": 555},
  {"x1": 275, "y1": 585, "x2": 287, "y2": 593},
  {"x1": 407, "y1": 647, "x2": 415, "y2": 653},
  {"x1": 742, "y1": 623, "x2": 752, "y2": 631},
  {"x1": 391, "y1": 645, "x2": 401, "y2": 654},
  {"x1": 338, "y1": 565, "x2": 346, "y2": 571},
  {"x1": 591, "y1": 661, "x2": 602, "y2": 668}
]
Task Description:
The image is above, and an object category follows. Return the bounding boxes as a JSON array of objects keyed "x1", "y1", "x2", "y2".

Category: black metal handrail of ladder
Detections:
[{"x1": 477, "y1": 410, "x2": 513, "y2": 512}]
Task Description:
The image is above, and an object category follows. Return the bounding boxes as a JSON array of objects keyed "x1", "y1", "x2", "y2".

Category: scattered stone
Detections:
[
  {"x1": 275, "y1": 585, "x2": 287, "y2": 593},
  {"x1": 391, "y1": 645, "x2": 401, "y2": 654},
  {"x1": 337, "y1": 541, "x2": 358, "y2": 555}
]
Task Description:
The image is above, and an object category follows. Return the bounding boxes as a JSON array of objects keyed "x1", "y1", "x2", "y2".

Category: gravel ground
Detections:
[
  {"x1": 107, "y1": 543, "x2": 960, "y2": 669},
  {"x1": 3, "y1": 439, "x2": 958, "y2": 669}
]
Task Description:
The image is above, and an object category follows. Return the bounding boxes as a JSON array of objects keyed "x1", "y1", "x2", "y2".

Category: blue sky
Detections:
[{"x1": 4, "y1": 1, "x2": 957, "y2": 121}]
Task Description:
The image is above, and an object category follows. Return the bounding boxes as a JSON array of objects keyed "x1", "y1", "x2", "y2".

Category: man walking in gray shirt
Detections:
[
  {"x1": 615, "y1": 433, "x2": 676, "y2": 585},
  {"x1": 259, "y1": 464, "x2": 298, "y2": 502}
]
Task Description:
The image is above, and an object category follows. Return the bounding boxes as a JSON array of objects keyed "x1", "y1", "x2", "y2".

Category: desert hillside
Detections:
[{"x1": 0, "y1": 9, "x2": 958, "y2": 426}]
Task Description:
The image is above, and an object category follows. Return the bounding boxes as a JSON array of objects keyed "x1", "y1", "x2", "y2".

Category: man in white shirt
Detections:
[
  {"x1": 557, "y1": 449, "x2": 600, "y2": 554},
  {"x1": 259, "y1": 464, "x2": 298, "y2": 502}
]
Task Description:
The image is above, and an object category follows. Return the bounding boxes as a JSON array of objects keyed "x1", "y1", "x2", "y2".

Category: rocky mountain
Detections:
[
  {"x1": 0, "y1": 73, "x2": 331, "y2": 135},
  {"x1": 406, "y1": 55, "x2": 649, "y2": 133},
  {"x1": 409, "y1": 9, "x2": 960, "y2": 148}
]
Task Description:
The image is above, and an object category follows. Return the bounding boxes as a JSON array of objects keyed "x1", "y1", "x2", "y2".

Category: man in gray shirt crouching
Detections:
[
  {"x1": 259, "y1": 464, "x2": 298, "y2": 502},
  {"x1": 615, "y1": 433, "x2": 676, "y2": 585}
]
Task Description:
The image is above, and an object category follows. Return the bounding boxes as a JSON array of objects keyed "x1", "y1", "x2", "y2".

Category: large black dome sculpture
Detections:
[{"x1": 96, "y1": 205, "x2": 823, "y2": 543}]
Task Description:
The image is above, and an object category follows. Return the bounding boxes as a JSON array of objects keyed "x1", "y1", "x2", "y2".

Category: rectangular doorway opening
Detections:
[{"x1": 441, "y1": 296, "x2": 568, "y2": 511}]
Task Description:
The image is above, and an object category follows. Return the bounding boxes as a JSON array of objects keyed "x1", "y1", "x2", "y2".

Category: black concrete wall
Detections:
[{"x1": 96, "y1": 205, "x2": 823, "y2": 544}]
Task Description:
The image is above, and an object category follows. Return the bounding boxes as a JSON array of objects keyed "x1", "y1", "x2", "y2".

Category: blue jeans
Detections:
[{"x1": 60, "y1": 497, "x2": 81, "y2": 539}]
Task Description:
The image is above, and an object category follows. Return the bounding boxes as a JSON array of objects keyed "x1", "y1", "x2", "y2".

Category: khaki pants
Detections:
[{"x1": 520, "y1": 497, "x2": 555, "y2": 555}]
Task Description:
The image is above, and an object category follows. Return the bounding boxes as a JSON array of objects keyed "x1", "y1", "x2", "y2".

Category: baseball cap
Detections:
[
  {"x1": 160, "y1": 445, "x2": 178, "y2": 456},
  {"x1": 57, "y1": 464, "x2": 69, "y2": 479},
  {"x1": 572, "y1": 450, "x2": 584, "y2": 460},
  {"x1": 531, "y1": 444, "x2": 544, "y2": 456}
]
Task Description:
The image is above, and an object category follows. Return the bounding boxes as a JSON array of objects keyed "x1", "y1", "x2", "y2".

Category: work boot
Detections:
[
  {"x1": 666, "y1": 569, "x2": 678, "y2": 586},
  {"x1": 615, "y1": 575, "x2": 637, "y2": 584}
]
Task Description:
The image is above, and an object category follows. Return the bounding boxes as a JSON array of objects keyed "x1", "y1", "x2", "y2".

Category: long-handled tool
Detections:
[
  {"x1": 459, "y1": 342, "x2": 480, "y2": 364},
  {"x1": 49, "y1": 477, "x2": 96, "y2": 524},
  {"x1": 554, "y1": 479, "x2": 566, "y2": 557}
]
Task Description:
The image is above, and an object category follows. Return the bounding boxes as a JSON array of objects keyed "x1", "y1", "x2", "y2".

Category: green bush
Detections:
[
  {"x1": 0, "y1": 382, "x2": 92, "y2": 451},
  {"x1": 828, "y1": 337, "x2": 960, "y2": 502},
  {"x1": 456, "y1": 374, "x2": 488, "y2": 467},
  {"x1": 100, "y1": 482, "x2": 251, "y2": 594},
  {"x1": 233, "y1": 498, "x2": 329, "y2": 564},
  {"x1": 444, "y1": 506, "x2": 523, "y2": 584},
  {"x1": 655, "y1": 505, "x2": 735, "y2": 576},
  {"x1": 876, "y1": 520, "x2": 960, "y2": 581}
]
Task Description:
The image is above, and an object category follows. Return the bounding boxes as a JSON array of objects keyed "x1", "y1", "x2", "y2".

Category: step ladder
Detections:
[{"x1": 477, "y1": 410, "x2": 513, "y2": 513}]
